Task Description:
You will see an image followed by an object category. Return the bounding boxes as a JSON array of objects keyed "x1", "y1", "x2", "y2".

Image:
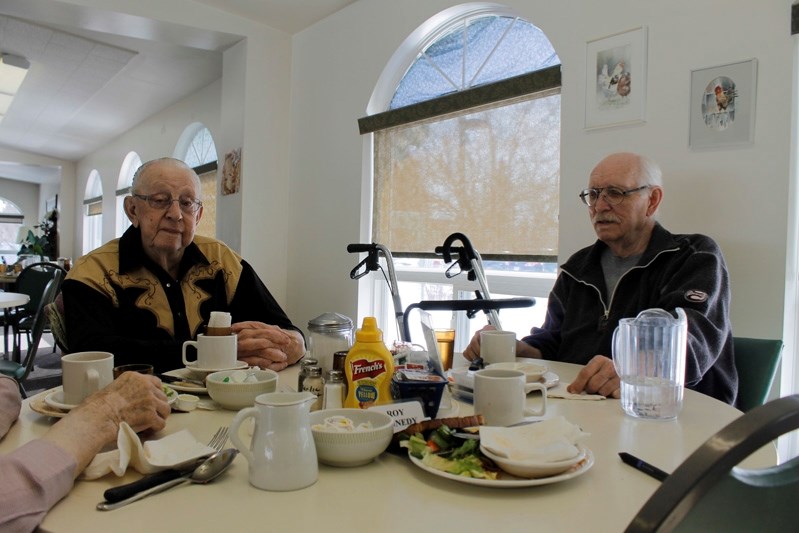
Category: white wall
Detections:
[
  {"x1": 287, "y1": 0, "x2": 793, "y2": 350},
  {"x1": 0, "y1": 177, "x2": 39, "y2": 228},
  {"x1": 0, "y1": 148, "x2": 76, "y2": 257},
  {"x1": 73, "y1": 80, "x2": 222, "y2": 250}
]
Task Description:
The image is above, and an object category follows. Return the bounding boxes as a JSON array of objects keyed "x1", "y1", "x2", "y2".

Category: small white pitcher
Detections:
[{"x1": 230, "y1": 391, "x2": 318, "y2": 491}]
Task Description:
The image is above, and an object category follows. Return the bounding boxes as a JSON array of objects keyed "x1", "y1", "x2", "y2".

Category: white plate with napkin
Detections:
[{"x1": 479, "y1": 416, "x2": 591, "y2": 478}]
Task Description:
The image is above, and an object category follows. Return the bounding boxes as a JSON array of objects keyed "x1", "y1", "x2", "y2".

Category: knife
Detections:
[
  {"x1": 157, "y1": 373, "x2": 206, "y2": 387},
  {"x1": 102, "y1": 455, "x2": 211, "y2": 503}
]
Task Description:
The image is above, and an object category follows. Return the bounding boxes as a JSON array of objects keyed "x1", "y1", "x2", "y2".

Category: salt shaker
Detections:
[
  {"x1": 323, "y1": 370, "x2": 345, "y2": 410},
  {"x1": 302, "y1": 366, "x2": 324, "y2": 411},
  {"x1": 297, "y1": 357, "x2": 319, "y2": 393}
]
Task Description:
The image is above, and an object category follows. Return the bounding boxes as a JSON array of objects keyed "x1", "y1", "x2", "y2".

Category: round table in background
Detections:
[{"x1": 0, "y1": 291, "x2": 30, "y2": 361}]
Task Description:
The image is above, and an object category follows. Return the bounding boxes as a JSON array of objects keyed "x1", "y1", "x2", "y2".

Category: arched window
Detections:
[
  {"x1": 0, "y1": 196, "x2": 23, "y2": 264},
  {"x1": 116, "y1": 151, "x2": 141, "y2": 237},
  {"x1": 358, "y1": 5, "x2": 560, "y2": 346},
  {"x1": 83, "y1": 170, "x2": 103, "y2": 254},
  {"x1": 176, "y1": 123, "x2": 218, "y2": 238}
]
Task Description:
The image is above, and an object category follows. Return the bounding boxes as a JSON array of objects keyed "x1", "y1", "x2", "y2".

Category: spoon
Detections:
[{"x1": 96, "y1": 448, "x2": 238, "y2": 511}]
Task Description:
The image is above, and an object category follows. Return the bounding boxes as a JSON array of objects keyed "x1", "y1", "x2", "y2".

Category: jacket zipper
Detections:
[{"x1": 561, "y1": 246, "x2": 680, "y2": 331}]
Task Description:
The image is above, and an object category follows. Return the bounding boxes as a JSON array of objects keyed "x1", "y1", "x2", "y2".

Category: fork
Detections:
[
  {"x1": 207, "y1": 426, "x2": 229, "y2": 452},
  {"x1": 101, "y1": 426, "x2": 230, "y2": 504}
]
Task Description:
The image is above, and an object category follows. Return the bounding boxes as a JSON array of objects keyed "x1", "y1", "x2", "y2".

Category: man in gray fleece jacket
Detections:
[{"x1": 464, "y1": 152, "x2": 737, "y2": 404}]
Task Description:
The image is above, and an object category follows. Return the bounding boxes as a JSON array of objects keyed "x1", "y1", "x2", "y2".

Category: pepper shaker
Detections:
[{"x1": 302, "y1": 366, "x2": 324, "y2": 411}]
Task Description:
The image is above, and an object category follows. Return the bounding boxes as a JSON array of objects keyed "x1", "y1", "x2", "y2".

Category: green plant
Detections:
[{"x1": 18, "y1": 210, "x2": 57, "y2": 260}]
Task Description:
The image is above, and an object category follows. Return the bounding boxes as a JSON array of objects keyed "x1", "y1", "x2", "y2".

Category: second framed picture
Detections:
[{"x1": 584, "y1": 26, "x2": 648, "y2": 130}]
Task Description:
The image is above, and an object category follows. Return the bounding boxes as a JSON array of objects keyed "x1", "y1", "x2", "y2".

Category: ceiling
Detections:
[{"x1": 0, "y1": 0, "x2": 356, "y2": 185}]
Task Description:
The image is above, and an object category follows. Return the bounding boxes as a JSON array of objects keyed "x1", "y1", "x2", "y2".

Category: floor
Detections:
[{"x1": 6, "y1": 332, "x2": 64, "y2": 397}]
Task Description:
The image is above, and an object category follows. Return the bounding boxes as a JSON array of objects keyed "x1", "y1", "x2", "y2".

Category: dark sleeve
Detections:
[
  {"x1": 651, "y1": 240, "x2": 735, "y2": 391},
  {"x1": 229, "y1": 260, "x2": 305, "y2": 341},
  {"x1": 521, "y1": 278, "x2": 566, "y2": 357},
  {"x1": 62, "y1": 279, "x2": 183, "y2": 373}
]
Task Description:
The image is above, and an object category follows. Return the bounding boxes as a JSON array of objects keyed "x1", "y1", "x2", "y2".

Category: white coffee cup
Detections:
[
  {"x1": 182, "y1": 333, "x2": 238, "y2": 369},
  {"x1": 474, "y1": 368, "x2": 547, "y2": 426},
  {"x1": 480, "y1": 330, "x2": 517, "y2": 365},
  {"x1": 61, "y1": 351, "x2": 114, "y2": 406}
]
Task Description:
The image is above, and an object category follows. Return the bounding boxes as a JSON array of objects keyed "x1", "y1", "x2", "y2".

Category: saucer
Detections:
[
  {"x1": 185, "y1": 360, "x2": 248, "y2": 377},
  {"x1": 44, "y1": 387, "x2": 79, "y2": 411}
]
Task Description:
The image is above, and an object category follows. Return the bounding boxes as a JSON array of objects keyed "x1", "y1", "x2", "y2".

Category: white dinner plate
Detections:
[
  {"x1": 163, "y1": 384, "x2": 178, "y2": 406},
  {"x1": 447, "y1": 371, "x2": 558, "y2": 403},
  {"x1": 449, "y1": 368, "x2": 559, "y2": 390},
  {"x1": 162, "y1": 368, "x2": 209, "y2": 394},
  {"x1": 408, "y1": 447, "x2": 594, "y2": 488}
]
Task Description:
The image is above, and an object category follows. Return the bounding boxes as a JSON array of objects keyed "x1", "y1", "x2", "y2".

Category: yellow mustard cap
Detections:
[{"x1": 355, "y1": 317, "x2": 383, "y2": 342}]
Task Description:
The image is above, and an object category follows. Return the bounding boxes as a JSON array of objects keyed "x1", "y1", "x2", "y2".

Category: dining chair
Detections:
[
  {"x1": 44, "y1": 292, "x2": 69, "y2": 354},
  {"x1": 626, "y1": 394, "x2": 799, "y2": 532},
  {"x1": 8, "y1": 261, "x2": 67, "y2": 359},
  {"x1": 0, "y1": 270, "x2": 64, "y2": 398},
  {"x1": 732, "y1": 337, "x2": 783, "y2": 412}
]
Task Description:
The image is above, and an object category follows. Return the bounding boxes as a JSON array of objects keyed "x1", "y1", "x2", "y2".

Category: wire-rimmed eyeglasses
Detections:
[
  {"x1": 132, "y1": 193, "x2": 203, "y2": 214},
  {"x1": 578, "y1": 185, "x2": 650, "y2": 207}
]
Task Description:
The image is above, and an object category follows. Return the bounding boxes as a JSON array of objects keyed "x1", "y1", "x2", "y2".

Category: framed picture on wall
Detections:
[
  {"x1": 689, "y1": 59, "x2": 757, "y2": 149},
  {"x1": 222, "y1": 148, "x2": 241, "y2": 195},
  {"x1": 584, "y1": 26, "x2": 648, "y2": 130}
]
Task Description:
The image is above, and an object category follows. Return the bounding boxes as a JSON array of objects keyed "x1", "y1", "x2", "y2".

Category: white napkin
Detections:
[
  {"x1": 209, "y1": 311, "x2": 232, "y2": 328},
  {"x1": 81, "y1": 423, "x2": 215, "y2": 479},
  {"x1": 546, "y1": 385, "x2": 605, "y2": 401},
  {"x1": 480, "y1": 416, "x2": 590, "y2": 462}
]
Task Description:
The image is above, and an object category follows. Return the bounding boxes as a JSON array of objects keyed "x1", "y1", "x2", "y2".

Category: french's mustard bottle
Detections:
[{"x1": 344, "y1": 317, "x2": 395, "y2": 409}]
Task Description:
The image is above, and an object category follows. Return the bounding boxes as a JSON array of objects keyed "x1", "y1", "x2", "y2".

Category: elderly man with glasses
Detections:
[
  {"x1": 62, "y1": 158, "x2": 305, "y2": 373},
  {"x1": 465, "y1": 152, "x2": 737, "y2": 404}
]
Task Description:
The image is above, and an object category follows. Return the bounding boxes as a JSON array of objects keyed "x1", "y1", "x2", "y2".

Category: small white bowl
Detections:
[
  {"x1": 481, "y1": 444, "x2": 588, "y2": 479},
  {"x1": 176, "y1": 394, "x2": 199, "y2": 412},
  {"x1": 206, "y1": 369, "x2": 278, "y2": 410},
  {"x1": 486, "y1": 361, "x2": 547, "y2": 383},
  {"x1": 310, "y1": 408, "x2": 394, "y2": 467}
]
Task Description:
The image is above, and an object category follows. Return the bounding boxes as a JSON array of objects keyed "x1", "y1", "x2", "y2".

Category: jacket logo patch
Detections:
[{"x1": 684, "y1": 289, "x2": 708, "y2": 303}]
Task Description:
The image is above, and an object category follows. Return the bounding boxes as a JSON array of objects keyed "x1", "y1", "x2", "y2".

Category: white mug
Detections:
[
  {"x1": 182, "y1": 334, "x2": 237, "y2": 369},
  {"x1": 480, "y1": 330, "x2": 517, "y2": 365},
  {"x1": 61, "y1": 351, "x2": 114, "y2": 405},
  {"x1": 474, "y1": 368, "x2": 547, "y2": 426}
]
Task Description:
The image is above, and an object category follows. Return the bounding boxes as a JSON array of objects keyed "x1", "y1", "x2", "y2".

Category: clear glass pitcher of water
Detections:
[{"x1": 612, "y1": 308, "x2": 687, "y2": 420}]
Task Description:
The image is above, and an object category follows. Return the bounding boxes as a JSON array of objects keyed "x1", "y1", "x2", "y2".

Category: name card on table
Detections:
[{"x1": 369, "y1": 401, "x2": 427, "y2": 432}]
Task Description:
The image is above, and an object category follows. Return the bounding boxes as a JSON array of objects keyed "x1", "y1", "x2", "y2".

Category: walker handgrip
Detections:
[{"x1": 347, "y1": 243, "x2": 375, "y2": 253}]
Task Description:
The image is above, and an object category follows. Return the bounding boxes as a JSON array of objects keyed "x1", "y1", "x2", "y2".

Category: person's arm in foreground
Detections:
[{"x1": 0, "y1": 373, "x2": 169, "y2": 532}]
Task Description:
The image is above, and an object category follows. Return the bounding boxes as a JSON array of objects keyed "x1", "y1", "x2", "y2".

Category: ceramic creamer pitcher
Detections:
[
  {"x1": 612, "y1": 308, "x2": 687, "y2": 420},
  {"x1": 230, "y1": 391, "x2": 318, "y2": 491}
]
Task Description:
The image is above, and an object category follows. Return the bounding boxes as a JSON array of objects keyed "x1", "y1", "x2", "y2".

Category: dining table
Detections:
[
  {"x1": 0, "y1": 271, "x2": 20, "y2": 289},
  {"x1": 0, "y1": 356, "x2": 778, "y2": 533},
  {"x1": 0, "y1": 291, "x2": 29, "y2": 361}
]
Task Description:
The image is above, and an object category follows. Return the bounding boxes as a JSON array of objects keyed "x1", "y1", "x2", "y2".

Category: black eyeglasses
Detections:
[
  {"x1": 578, "y1": 185, "x2": 650, "y2": 207},
  {"x1": 132, "y1": 193, "x2": 203, "y2": 214}
]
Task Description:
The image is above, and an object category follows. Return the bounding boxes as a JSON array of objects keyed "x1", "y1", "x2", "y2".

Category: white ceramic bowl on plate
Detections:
[
  {"x1": 309, "y1": 408, "x2": 394, "y2": 467},
  {"x1": 481, "y1": 444, "x2": 588, "y2": 478},
  {"x1": 485, "y1": 361, "x2": 547, "y2": 383},
  {"x1": 205, "y1": 369, "x2": 278, "y2": 410}
]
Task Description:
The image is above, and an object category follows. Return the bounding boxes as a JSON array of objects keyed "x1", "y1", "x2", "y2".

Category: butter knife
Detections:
[
  {"x1": 157, "y1": 373, "x2": 206, "y2": 387},
  {"x1": 102, "y1": 455, "x2": 211, "y2": 503}
]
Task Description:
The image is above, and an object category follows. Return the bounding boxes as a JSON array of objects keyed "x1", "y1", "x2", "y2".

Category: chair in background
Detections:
[
  {"x1": 732, "y1": 337, "x2": 783, "y2": 412},
  {"x1": 626, "y1": 395, "x2": 799, "y2": 532},
  {"x1": 44, "y1": 292, "x2": 68, "y2": 354},
  {"x1": 8, "y1": 262, "x2": 66, "y2": 359},
  {"x1": 0, "y1": 270, "x2": 63, "y2": 397}
]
